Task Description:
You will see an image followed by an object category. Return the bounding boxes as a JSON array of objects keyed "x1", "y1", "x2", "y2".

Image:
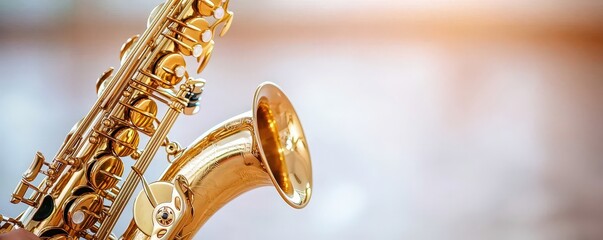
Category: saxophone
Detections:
[{"x1": 0, "y1": 0, "x2": 313, "y2": 239}]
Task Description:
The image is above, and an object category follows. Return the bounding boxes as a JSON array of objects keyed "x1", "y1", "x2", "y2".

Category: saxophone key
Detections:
[
  {"x1": 196, "y1": 41, "x2": 213, "y2": 73},
  {"x1": 147, "y1": 3, "x2": 164, "y2": 28},
  {"x1": 128, "y1": 96, "x2": 158, "y2": 130},
  {"x1": 218, "y1": 10, "x2": 233, "y2": 37},
  {"x1": 96, "y1": 67, "x2": 114, "y2": 96},
  {"x1": 110, "y1": 127, "x2": 140, "y2": 157},
  {"x1": 87, "y1": 154, "x2": 124, "y2": 191},
  {"x1": 23, "y1": 151, "x2": 45, "y2": 181},
  {"x1": 194, "y1": 0, "x2": 221, "y2": 17},
  {"x1": 63, "y1": 193, "x2": 103, "y2": 232},
  {"x1": 175, "y1": 18, "x2": 212, "y2": 57},
  {"x1": 119, "y1": 35, "x2": 139, "y2": 64},
  {"x1": 153, "y1": 53, "x2": 187, "y2": 88},
  {"x1": 10, "y1": 179, "x2": 41, "y2": 205}
]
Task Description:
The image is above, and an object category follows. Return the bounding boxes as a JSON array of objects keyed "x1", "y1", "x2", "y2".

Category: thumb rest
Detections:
[{"x1": 0, "y1": 0, "x2": 313, "y2": 239}]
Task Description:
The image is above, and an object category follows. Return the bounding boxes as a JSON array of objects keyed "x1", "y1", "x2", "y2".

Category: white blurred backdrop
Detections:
[{"x1": 1, "y1": 1, "x2": 603, "y2": 239}]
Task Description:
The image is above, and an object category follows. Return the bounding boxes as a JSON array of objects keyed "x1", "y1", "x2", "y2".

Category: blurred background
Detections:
[{"x1": 1, "y1": 0, "x2": 603, "y2": 239}]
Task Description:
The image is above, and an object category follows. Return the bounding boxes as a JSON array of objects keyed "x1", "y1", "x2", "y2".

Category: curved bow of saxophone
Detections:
[
  {"x1": 122, "y1": 82, "x2": 312, "y2": 239},
  {"x1": 0, "y1": 0, "x2": 312, "y2": 239}
]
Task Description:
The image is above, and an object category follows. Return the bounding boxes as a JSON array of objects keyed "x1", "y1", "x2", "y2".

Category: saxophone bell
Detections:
[{"x1": 252, "y1": 82, "x2": 313, "y2": 208}]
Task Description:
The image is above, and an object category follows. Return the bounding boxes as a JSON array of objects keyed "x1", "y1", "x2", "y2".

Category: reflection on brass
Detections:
[
  {"x1": 133, "y1": 182, "x2": 173, "y2": 236},
  {"x1": 195, "y1": 0, "x2": 217, "y2": 16},
  {"x1": 111, "y1": 127, "x2": 140, "y2": 157},
  {"x1": 153, "y1": 53, "x2": 187, "y2": 88},
  {"x1": 123, "y1": 83, "x2": 313, "y2": 239},
  {"x1": 120, "y1": 35, "x2": 139, "y2": 64},
  {"x1": 129, "y1": 97, "x2": 158, "y2": 130},
  {"x1": 0, "y1": 1, "x2": 312, "y2": 239},
  {"x1": 96, "y1": 67, "x2": 114, "y2": 95},
  {"x1": 88, "y1": 155, "x2": 123, "y2": 191},
  {"x1": 176, "y1": 17, "x2": 210, "y2": 57},
  {"x1": 64, "y1": 193, "x2": 103, "y2": 232}
]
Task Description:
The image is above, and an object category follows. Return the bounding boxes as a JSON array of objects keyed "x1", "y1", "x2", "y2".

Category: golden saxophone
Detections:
[{"x1": 0, "y1": 0, "x2": 312, "y2": 239}]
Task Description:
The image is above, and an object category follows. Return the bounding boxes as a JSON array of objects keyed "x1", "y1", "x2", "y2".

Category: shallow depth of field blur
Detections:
[{"x1": 1, "y1": 1, "x2": 603, "y2": 239}]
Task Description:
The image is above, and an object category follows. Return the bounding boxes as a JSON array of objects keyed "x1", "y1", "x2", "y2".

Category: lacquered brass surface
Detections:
[
  {"x1": 129, "y1": 97, "x2": 158, "y2": 130},
  {"x1": 111, "y1": 127, "x2": 140, "y2": 157},
  {"x1": 253, "y1": 84, "x2": 312, "y2": 207},
  {"x1": 23, "y1": 152, "x2": 45, "y2": 182},
  {"x1": 133, "y1": 182, "x2": 174, "y2": 236},
  {"x1": 153, "y1": 53, "x2": 187, "y2": 88},
  {"x1": 96, "y1": 67, "x2": 114, "y2": 95},
  {"x1": 122, "y1": 82, "x2": 312, "y2": 239},
  {"x1": 120, "y1": 35, "x2": 139, "y2": 64},
  {"x1": 0, "y1": 1, "x2": 312, "y2": 239},
  {"x1": 177, "y1": 18, "x2": 210, "y2": 57},
  {"x1": 195, "y1": 0, "x2": 218, "y2": 17},
  {"x1": 87, "y1": 154, "x2": 123, "y2": 191},
  {"x1": 64, "y1": 193, "x2": 103, "y2": 232}
]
